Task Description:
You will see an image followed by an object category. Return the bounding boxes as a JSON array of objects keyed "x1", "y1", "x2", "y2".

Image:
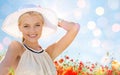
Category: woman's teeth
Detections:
[{"x1": 29, "y1": 34, "x2": 37, "y2": 38}]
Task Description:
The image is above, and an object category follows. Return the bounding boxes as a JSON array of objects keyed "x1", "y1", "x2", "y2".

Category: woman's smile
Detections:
[{"x1": 28, "y1": 34, "x2": 38, "y2": 38}]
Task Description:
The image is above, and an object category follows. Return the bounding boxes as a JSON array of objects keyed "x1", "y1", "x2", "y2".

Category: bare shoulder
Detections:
[
  {"x1": 9, "y1": 40, "x2": 22, "y2": 47},
  {"x1": 8, "y1": 40, "x2": 24, "y2": 56},
  {"x1": 9, "y1": 41, "x2": 23, "y2": 49}
]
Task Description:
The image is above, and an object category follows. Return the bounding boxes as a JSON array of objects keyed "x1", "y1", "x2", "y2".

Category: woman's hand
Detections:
[{"x1": 58, "y1": 19, "x2": 80, "y2": 31}]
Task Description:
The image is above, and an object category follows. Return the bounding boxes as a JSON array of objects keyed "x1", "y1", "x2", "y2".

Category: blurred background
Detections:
[{"x1": 0, "y1": 0, "x2": 120, "y2": 65}]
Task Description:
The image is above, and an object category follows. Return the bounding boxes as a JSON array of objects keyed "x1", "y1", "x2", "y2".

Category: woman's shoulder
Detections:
[
  {"x1": 9, "y1": 40, "x2": 23, "y2": 48},
  {"x1": 8, "y1": 40, "x2": 25, "y2": 56}
]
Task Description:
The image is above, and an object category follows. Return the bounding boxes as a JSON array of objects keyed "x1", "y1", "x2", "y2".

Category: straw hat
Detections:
[{"x1": 2, "y1": 4, "x2": 58, "y2": 38}]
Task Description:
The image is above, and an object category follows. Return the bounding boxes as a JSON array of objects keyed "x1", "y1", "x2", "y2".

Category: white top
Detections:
[{"x1": 15, "y1": 44, "x2": 57, "y2": 75}]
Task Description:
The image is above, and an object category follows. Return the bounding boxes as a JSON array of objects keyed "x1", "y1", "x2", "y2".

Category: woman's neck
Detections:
[{"x1": 23, "y1": 41, "x2": 41, "y2": 50}]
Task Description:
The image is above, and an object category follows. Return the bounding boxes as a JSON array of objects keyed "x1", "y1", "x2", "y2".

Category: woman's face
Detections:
[{"x1": 19, "y1": 12, "x2": 44, "y2": 43}]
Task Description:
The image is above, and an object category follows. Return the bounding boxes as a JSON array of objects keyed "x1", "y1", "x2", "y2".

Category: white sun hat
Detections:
[{"x1": 1, "y1": 4, "x2": 59, "y2": 38}]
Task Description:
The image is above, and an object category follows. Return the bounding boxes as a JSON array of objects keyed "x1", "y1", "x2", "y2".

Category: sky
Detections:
[{"x1": 0, "y1": 0, "x2": 120, "y2": 65}]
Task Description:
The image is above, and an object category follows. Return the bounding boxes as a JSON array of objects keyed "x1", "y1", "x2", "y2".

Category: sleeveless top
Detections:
[{"x1": 15, "y1": 44, "x2": 57, "y2": 75}]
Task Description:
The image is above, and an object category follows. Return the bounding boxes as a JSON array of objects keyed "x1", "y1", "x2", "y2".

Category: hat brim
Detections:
[{"x1": 2, "y1": 7, "x2": 58, "y2": 38}]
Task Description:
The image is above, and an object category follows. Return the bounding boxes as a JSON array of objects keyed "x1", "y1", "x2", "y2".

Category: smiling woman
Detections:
[{"x1": 0, "y1": 4, "x2": 80, "y2": 75}]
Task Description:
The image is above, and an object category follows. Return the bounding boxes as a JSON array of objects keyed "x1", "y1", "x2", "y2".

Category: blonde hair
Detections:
[{"x1": 18, "y1": 11, "x2": 44, "y2": 42}]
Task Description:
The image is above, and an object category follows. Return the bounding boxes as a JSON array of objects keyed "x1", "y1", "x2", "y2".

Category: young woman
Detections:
[{"x1": 0, "y1": 5, "x2": 80, "y2": 75}]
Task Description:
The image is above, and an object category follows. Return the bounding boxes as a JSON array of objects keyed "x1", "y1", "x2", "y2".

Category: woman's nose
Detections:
[{"x1": 29, "y1": 27, "x2": 36, "y2": 33}]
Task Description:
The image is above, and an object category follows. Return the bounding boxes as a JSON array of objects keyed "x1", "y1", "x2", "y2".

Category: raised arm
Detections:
[
  {"x1": 46, "y1": 20, "x2": 80, "y2": 60},
  {"x1": 0, "y1": 41, "x2": 22, "y2": 75}
]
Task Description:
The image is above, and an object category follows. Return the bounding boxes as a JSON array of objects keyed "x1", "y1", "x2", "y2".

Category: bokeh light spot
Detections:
[
  {"x1": 73, "y1": 9, "x2": 82, "y2": 19},
  {"x1": 87, "y1": 21, "x2": 96, "y2": 30},
  {"x1": 112, "y1": 23, "x2": 120, "y2": 32},
  {"x1": 96, "y1": 7, "x2": 104, "y2": 16},
  {"x1": 77, "y1": 0, "x2": 87, "y2": 8},
  {"x1": 3, "y1": 37, "x2": 11, "y2": 46},
  {"x1": 92, "y1": 28, "x2": 102, "y2": 37}
]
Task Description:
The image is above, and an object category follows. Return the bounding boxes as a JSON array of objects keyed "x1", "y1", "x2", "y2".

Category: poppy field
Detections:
[{"x1": 4, "y1": 55, "x2": 120, "y2": 75}]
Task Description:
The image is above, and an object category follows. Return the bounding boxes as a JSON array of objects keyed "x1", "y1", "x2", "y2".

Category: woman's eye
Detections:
[
  {"x1": 36, "y1": 24, "x2": 40, "y2": 26},
  {"x1": 24, "y1": 26, "x2": 28, "y2": 27}
]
